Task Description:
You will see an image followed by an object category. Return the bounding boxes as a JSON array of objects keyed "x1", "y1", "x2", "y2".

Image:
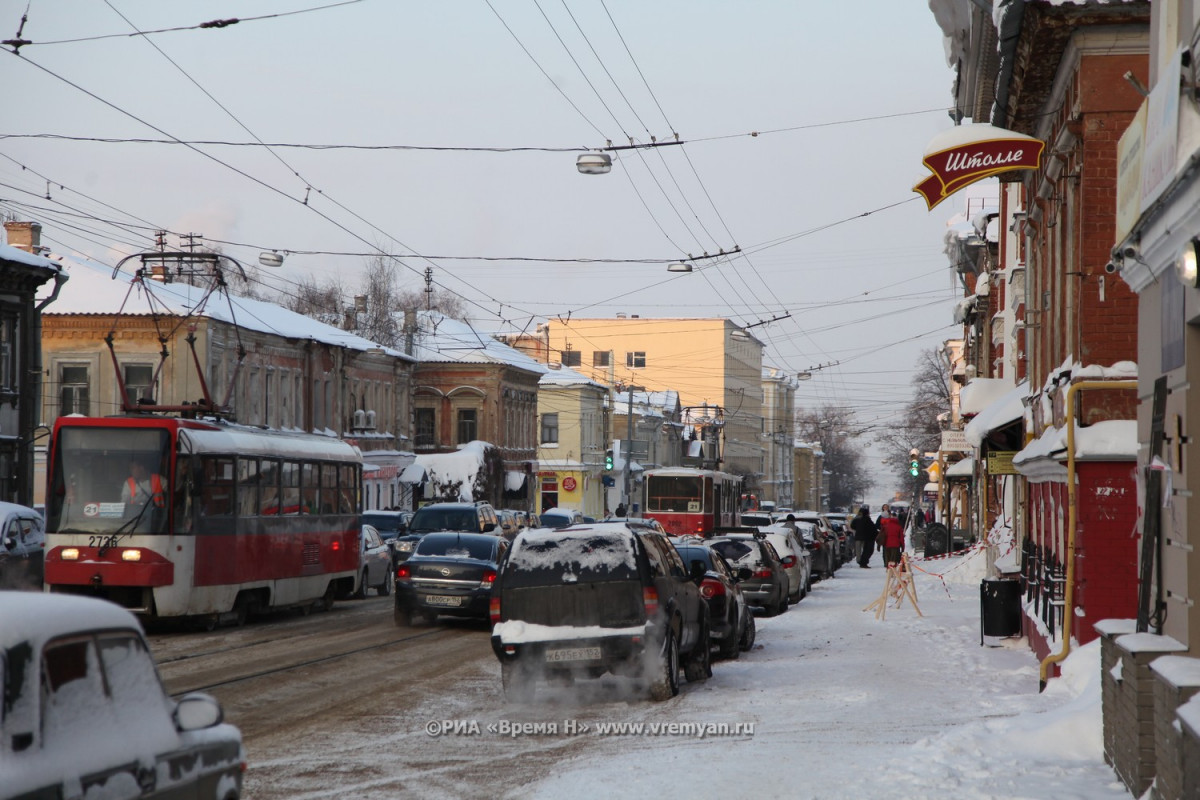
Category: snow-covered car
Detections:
[
  {"x1": 356, "y1": 523, "x2": 394, "y2": 597},
  {"x1": 759, "y1": 527, "x2": 811, "y2": 603},
  {"x1": 708, "y1": 533, "x2": 790, "y2": 616},
  {"x1": 1, "y1": 591, "x2": 244, "y2": 799},
  {"x1": 490, "y1": 522, "x2": 710, "y2": 703},
  {"x1": 0, "y1": 501, "x2": 44, "y2": 590}
]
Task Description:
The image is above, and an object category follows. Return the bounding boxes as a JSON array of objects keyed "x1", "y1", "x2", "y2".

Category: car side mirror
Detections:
[
  {"x1": 689, "y1": 560, "x2": 706, "y2": 583},
  {"x1": 173, "y1": 693, "x2": 224, "y2": 731}
]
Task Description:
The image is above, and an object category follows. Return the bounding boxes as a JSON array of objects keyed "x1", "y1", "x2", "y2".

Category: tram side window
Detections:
[
  {"x1": 338, "y1": 465, "x2": 357, "y2": 514},
  {"x1": 237, "y1": 458, "x2": 260, "y2": 518},
  {"x1": 319, "y1": 464, "x2": 338, "y2": 514},
  {"x1": 280, "y1": 460, "x2": 302, "y2": 515},
  {"x1": 259, "y1": 460, "x2": 281, "y2": 515},
  {"x1": 201, "y1": 457, "x2": 234, "y2": 516},
  {"x1": 301, "y1": 463, "x2": 318, "y2": 515},
  {"x1": 174, "y1": 454, "x2": 193, "y2": 533}
]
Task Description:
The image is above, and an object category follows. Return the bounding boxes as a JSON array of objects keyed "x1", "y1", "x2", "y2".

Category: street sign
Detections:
[
  {"x1": 986, "y1": 451, "x2": 1017, "y2": 475},
  {"x1": 941, "y1": 429, "x2": 971, "y2": 452}
]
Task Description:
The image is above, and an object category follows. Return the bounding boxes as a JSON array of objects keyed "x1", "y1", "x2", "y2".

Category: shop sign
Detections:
[
  {"x1": 562, "y1": 476, "x2": 577, "y2": 492},
  {"x1": 914, "y1": 124, "x2": 1044, "y2": 210},
  {"x1": 986, "y1": 451, "x2": 1017, "y2": 475}
]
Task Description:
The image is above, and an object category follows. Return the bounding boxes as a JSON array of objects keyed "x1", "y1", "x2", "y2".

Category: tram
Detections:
[
  {"x1": 43, "y1": 415, "x2": 362, "y2": 626},
  {"x1": 642, "y1": 467, "x2": 742, "y2": 536}
]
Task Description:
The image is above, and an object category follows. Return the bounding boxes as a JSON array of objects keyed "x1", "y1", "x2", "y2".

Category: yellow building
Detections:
[
  {"x1": 540, "y1": 317, "x2": 765, "y2": 491},
  {"x1": 536, "y1": 364, "x2": 610, "y2": 519}
]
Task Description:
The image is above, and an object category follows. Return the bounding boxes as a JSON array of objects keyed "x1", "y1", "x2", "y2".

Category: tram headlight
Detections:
[
  {"x1": 61, "y1": 547, "x2": 80, "y2": 561},
  {"x1": 121, "y1": 549, "x2": 142, "y2": 562}
]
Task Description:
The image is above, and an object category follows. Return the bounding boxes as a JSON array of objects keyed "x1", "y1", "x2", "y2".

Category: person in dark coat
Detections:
[{"x1": 851, "y1": 506, "x2": 877, "y2": 568}]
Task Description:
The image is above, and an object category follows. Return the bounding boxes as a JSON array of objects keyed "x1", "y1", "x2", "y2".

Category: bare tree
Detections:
[
  {"x1": 356, "y1": 257, "x2": 401, "y2": 347},
  {"x1": 282, "y1": 274, "x2": 345, "y2": 328},
  {"x1": 875, "y1": 347, "x2": 951, "y2": 497},
  {"x1": 795, "y1": 405, "x2": 873, "y2": 510}
]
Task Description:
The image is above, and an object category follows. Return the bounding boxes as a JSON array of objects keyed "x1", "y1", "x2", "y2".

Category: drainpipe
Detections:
[{"x1": 1039, "y1": 379, "x2": 1137, "y2": 690}]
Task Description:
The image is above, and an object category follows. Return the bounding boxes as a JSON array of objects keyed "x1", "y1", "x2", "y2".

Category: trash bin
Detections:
[
  {"x1": 923, "y1": 523, "x2": 949, "y2": 558},
  {"x1": 980, "y1": 577, "x2": 1022, "y2": 642}
]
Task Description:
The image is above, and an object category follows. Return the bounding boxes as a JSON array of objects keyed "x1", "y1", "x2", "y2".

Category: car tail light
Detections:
[
  {"x1": 643, "y1": 586, "x2": 659, "y2": 617},
  {"x1": 753, "y1": 567, "x2": 772, "y2": 579},
  {"x1": 480, "y1": 569, "x2": 497, "y2": 589},
  {"x1": 397, "y1": 564, "x2": 411, "y2": 582},
  {"x1": 781, "y1": 555, "x2": 796, "y2": 568},
  {"x1": 699, "y1": 578, "x2": 724, "y2": 599},
  {"x1": 490, "y1": 596, "x2": 501, "y2": 623}
]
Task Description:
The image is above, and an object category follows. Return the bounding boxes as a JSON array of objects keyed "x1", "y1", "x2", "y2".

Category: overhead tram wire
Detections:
[
  {"x1": 101, "y1": 2, "x2": 532, "y2": 326},
  {"x1": 1, "y1": 51, "x2": 535, "y2": 326}
]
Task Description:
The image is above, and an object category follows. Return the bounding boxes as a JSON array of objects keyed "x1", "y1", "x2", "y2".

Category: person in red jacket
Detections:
[{"x1": 877, "y1": 508, "x2": 905, "y2": 568}]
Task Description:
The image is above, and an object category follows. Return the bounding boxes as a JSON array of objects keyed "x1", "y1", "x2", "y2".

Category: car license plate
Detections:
[
  {"x1": 545, "y1": 646, "x2": 601, "y2": 662},
  {"x1": 423, "y1": 594, "x2": 462, "y2": 607}
]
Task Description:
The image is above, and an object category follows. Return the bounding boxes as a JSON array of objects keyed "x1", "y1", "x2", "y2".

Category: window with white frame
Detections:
[
  {"x1": 60, "y1": 364, "x2": 90, "y2": 416},
  {"x1": 541, "y1": 413, "x2": 559, "y2": 445},
  {"x1": 626, "y1": 351, "x2": 646, "y2": 369}
]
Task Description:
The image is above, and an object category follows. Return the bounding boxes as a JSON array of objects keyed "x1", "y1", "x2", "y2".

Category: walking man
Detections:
[{"x1": 851, "y1": 506, "x2": 876, "y2": 568}]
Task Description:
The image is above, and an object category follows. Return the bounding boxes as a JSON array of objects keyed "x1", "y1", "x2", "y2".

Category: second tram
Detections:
[{"x1": 642, "y1": 467, "x2": 742, "y2": 536}]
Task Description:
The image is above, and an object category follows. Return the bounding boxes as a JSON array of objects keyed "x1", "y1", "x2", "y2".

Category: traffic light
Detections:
[
  {"x1": 605, "y1": 449, "x2": 614, "y2": 471},
  {"x1": 909, "y1": 449, "x2": 920, "y2": 477}
]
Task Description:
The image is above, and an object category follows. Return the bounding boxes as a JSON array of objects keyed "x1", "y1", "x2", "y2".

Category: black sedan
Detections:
[
  {"x1": 707, "y1": 534, "x2": 790, "y2": 617},
  {"x1": 394, "y1": 532, "x2": 507, "y2": 626},
  {"x1": 674, "y1": 543, "x2": 755, "y2": 660}
]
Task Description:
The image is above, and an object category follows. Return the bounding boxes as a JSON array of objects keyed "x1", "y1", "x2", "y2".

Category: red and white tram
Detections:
[
  {"x1": 43, "y1": 415, "x2": 362, "y2": 626},
  {"x1": 642, "y1": 467, "x2": 742, "y2": 536}
]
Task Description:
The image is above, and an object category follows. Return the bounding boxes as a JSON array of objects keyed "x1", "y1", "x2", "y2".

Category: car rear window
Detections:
[
  {"x1": 505, "y1": 530, "x2": 638, "y2": 586},
  {"x1": 675, "y1": 545, "x2": 713, "y2": 570},
  {"x1": 709, "y1": 539, "x2": 756, "y2": 565},
  {"x1": 415, "y1": 534, "x2": 495, "y2": 560},
  {"x1": 410, "y1": 507, "x2": 477, "y2": 533}
]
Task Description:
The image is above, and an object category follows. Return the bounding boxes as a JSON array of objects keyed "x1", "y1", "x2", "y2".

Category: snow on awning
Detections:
[
  {"x1": 505, "y1": 470, "x2": 527, "y2": 491},
  {"x1": 959, "y1": 377, "x2": 1015, "y2": 417},
  {"x1": 1074, "y1": 420, "x2": 1138, "y2": 460},
  {"x1": 923, "y1": 482, "x2": 938, "y2": 492},
  {"x1": 964, "y1": 381, "x2": 1028, "y2": 447},
  {"x1": 398, "y1": 462, "x2": 427, "y2": 484},
  {"x1": 945, "y1": 457, "x2": 974, "y2": 478}
]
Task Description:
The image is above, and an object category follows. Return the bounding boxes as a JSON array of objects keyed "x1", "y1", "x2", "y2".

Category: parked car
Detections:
[
  {"x1": 738, "y1": 511, "x2": 774, "y2": 528},
  {"x1": 1, "y1": 591, "x2": 244, "y2": 799},
  {"x1": 356, "y1": 523, "x2": 394, "y2": 597},
  {"x1": 496, "y1": 509, "x2": 525, "y2": 540},
  {"x1": 538, "y1": 507, "x2": 585, "y2": 529},
  {"x1": 363, "y1": 510, "x2": 413, "y2": 543},
  {"x1": 394, "y1": 531, "x2": 507, "y2": 626},
  {"x1": 822, "y1": 512, "x2": 855, "y2": 563},
  {"x1": 708, "y1": 533, "x2": 790, "y2": 616},
  {"x1": 674, "y1": 542, "x2": 755, "y2": 660},
  {"x1": 761, "y1": 527, "x2": 811, "y2": 603},
  {"x1": 490, "y1": 521, "x2": 711, "y2": 702},
  {"x1": 392, "y1": 501, "x2": 499, "y2": 563},
  {"x1": 0, "y1": 502, "x2": 45, "y2": 590},
  {"x1": 796, "y1": 511, "x2": 842, "y2": 575}
]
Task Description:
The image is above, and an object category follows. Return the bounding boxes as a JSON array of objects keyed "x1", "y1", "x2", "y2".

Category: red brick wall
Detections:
[{"x1": 1074, "y1": 462, "x2": 1140, "y2": 645}]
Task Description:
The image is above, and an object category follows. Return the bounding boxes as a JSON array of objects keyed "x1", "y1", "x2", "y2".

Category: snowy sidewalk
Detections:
[{"x1": 518, "y1": 550, "x2": 1134, "y2": 800}]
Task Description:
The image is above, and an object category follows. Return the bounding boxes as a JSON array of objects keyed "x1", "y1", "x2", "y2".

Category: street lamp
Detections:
[{"x1": 576, "y1": 153, "x2": 612, "y2": 175}]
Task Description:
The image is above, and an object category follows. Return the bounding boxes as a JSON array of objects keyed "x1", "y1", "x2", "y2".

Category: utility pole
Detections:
[{"x1": 621, "y1": 383, "x2": 644, "y2": 514}]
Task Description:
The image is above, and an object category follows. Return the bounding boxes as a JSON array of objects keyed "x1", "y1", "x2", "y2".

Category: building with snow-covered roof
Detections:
[
  {"x1": 0, "y1": 222, "x2": 68, "y2": 506},
  {"x1": 535, "y1": 363, "x2": 609, "y2": 518},
  {"x1": 407, "y1": 310, "x2": 546, "y2": 510}
]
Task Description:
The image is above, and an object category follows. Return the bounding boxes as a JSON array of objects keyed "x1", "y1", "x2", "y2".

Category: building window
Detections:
[
  {"x1": 592, "y1": 351, "x2": 610, "y2": 368},
  {"x1": 561, "y1": 349, "x2": 581, "y2": 367},
  {"x1": 0, "y1": 314, "x2": 16, "y2": 393},
  {"x1": 122, "y1": 364, "x2": 156, "y2": 407},
  {"x1": 415, "y1": 408, "x2": 435, "y2": 447},
  {"x1": 541, "y1": 413, "x2": 559, "y2": 445},
  {"x1": 626, "y1": 351, "x2": 646, "y2": 369},
  {"x1": 457, "y1": 408, "x2": 478, "y2": 444},
  {"x1": 60, "y1": 365, "x2": 90, "y2": 416}
]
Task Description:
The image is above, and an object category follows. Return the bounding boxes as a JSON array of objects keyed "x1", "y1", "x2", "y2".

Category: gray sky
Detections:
[{"x1": 0, "y1": 1, "x2": 969, "y2": 495}]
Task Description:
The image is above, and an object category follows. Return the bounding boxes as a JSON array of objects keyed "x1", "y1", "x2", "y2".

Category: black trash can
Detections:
[
  {"x1": 924, "y1": 523, "x2": 949, "y2": 558},
  {"x1": 980, "y1": 577, "x2": 1022, "y2": 642}
]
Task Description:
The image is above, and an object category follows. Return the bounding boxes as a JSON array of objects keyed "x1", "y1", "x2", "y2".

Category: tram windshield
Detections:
[
  {"x1": 646, "y1": 475, "x2": 709, "y2": 513},
  {"x1": 47, "y1": 426, "x2": 172, "y2": 534}
]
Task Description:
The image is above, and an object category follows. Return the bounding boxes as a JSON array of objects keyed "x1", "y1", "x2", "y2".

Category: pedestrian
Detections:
[
  {"x1": 615, "y1": 502, "x2": 627, "y2": 517},
  {"x1": 850, "y1": 506, "x2": 877, "y2": 568},
  {"x1": 914, "y1": 506, "x2": 927, "y2": 529},
  {"x1": 874, "y1": 503, "x2": 890, "y2": 530},
  {"x1": 877, "y1": 507, "x2": 905, "y2": 568}
]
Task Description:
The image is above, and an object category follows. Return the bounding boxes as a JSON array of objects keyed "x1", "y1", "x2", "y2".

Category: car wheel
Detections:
[
  {"x1": 356, "y1": 569, "x2": 369, "y2": 599},
  {"x1": 377, "y1": 569, "x2": 394, "y2": 597},
  {"x1": 647, "y1": 628, "x2": 680, "y2": 701},
  {"x1": 781, "y1": 592, "x2": 791, "y2": 614},
  {"x1": 719, "y1": 611, "x2": 741, "y2": 660},
  {"x1": 739, "y1": 612, "x2": 757, "y2": 652},
  {"x1": 684, "y1": 613, "x2": 712, "y2": 682},
  {"x1": 501, "y1": 661, "x2": 535, "y2": 703}
]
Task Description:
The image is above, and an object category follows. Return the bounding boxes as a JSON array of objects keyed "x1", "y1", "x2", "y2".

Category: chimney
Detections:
[{"x1": 4, "y1": 221, "x2": 42, "y2": 253}]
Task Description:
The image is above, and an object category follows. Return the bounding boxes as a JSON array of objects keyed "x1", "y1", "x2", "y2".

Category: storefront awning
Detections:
[
  {"x1": 398, "y1": 462, "x2": 427, "y2": 484},
  {"x1": 965, "y1": 381, "x2": 1028, "y2": 447},
  {"x1": 945, "y1": 457, "x2": 975, "y2": 478}
]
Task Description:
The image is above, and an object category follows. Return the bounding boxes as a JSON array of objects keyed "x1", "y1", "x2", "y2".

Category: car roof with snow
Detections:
[{"x1": 0, "y1": 591, "x2": 141, "y2": 649}]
